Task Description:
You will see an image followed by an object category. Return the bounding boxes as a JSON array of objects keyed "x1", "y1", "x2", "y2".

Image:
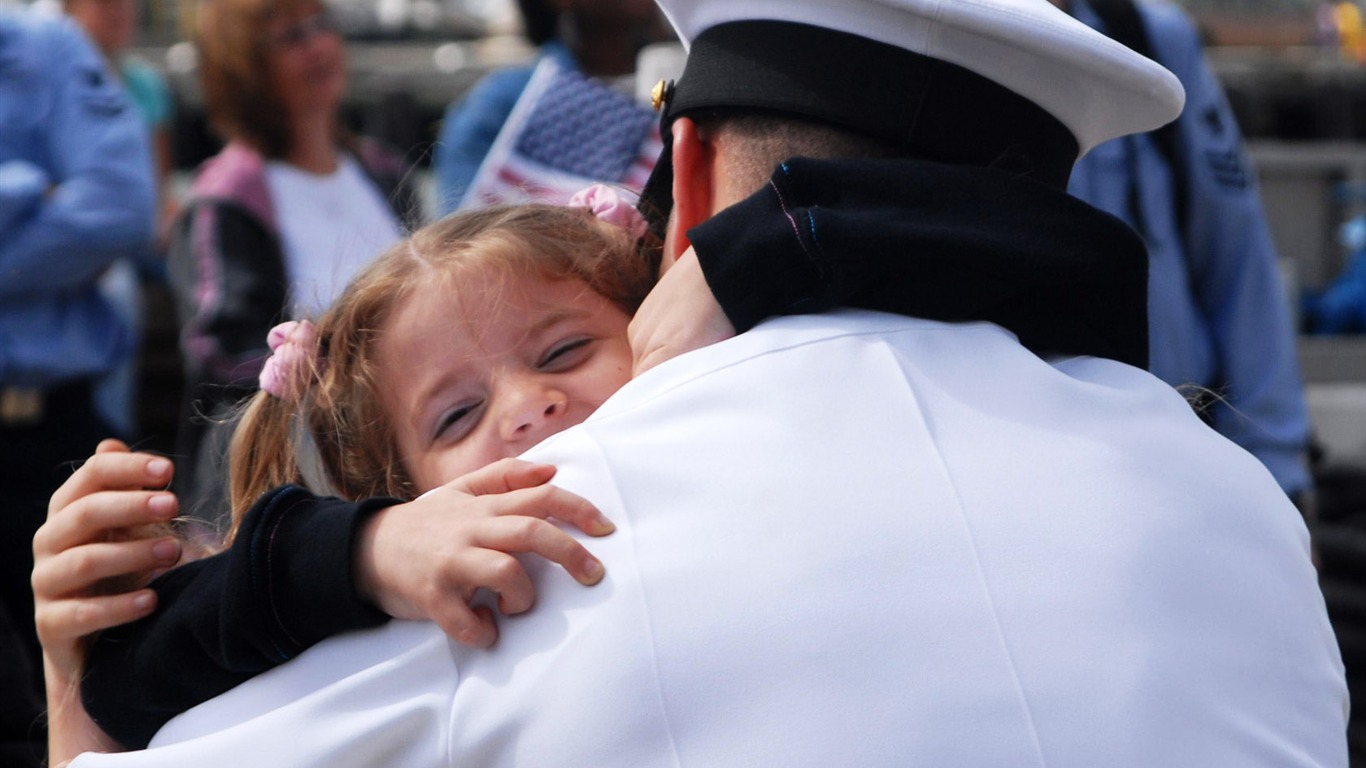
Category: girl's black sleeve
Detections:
[{"x1": 81, "y1": 485, "x2": 396, "y2": 749}]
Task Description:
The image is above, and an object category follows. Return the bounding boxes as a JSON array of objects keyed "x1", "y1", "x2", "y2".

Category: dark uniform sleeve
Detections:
[
  {"x1": 688, "y1": 159, "x2": 921, "y2": 333},
  {"x1": 686, "y1": 165, "x2": 845, "y2": 333},
  {"x1": 81, "y1": 486, "x2": 396, "y2": 749},
  {"x1": 686, "y1": 157, "x2": 1151, "y2": 368}
]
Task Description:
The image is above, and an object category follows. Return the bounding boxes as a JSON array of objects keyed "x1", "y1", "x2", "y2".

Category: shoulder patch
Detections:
[
  {"x1": 1201, "y1": 106, "x2": 1225, "y2": 137},
  {"x1": 75, "y1": 62, "x2": 128, "y2": 117},
  {"x1": 1204, "y1": 148, "x2": 1248, "y2": 190}
]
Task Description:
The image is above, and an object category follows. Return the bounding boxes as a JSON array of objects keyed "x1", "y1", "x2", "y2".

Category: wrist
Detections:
[
  {"x1": 43, "y1": 654, "x2": 79, "y2": 704},
  {"x1": 246, "y1": 487, "x2": 392, "y2": 653},
  {"x1": 44, "y1": 655, "x2": 121, "y2": 763},
  {"x1": 352, "y1": 504, "x2": 389, "y2": 609}
]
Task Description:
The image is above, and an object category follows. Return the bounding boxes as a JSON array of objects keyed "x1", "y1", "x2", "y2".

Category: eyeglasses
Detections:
[{"x1": 270, "y1": 9, "x2": 337, "y2": 50}]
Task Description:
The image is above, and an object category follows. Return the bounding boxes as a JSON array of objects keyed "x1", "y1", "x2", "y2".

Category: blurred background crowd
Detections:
[
  {"x1": 7, "y1": 0, "x2": 1366, "y2": 763},
  {"x1": 5, "y1": 0, "x2": 1366, "y2": 473}
]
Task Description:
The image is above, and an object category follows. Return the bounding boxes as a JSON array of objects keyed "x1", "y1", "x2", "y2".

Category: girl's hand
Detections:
[
  {"x1": 628, "y1": 246, "x2": 736, "y2": 376},
  {"x1": 34, "y1": 439, "x2": 183, "y2": 763},
  {"x1": 354, "y1": 458, "x2": 615, "y2": 649}
]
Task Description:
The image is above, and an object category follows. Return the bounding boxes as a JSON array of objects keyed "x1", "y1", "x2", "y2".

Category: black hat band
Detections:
[{"x1": 638, "y1": 19, "x2": 1081, "y2": 230}]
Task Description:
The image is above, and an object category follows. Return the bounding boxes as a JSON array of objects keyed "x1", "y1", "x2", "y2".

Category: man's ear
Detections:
[{"x1": 664, "y1": 117, "x2": 715, "y2": 264}]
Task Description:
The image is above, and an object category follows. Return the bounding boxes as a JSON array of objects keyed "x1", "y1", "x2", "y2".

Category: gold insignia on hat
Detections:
[{"x1": 651, "y1": 79, "x2": 670, "y2": 112}]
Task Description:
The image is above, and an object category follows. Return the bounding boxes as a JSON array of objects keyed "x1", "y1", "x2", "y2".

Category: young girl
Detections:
[
  {"x1": 225, "y1": 188, "x2": 655, "y2": 525},
  {"x1": 36, "y1": 188, "x2": 657, "y2": 763}
]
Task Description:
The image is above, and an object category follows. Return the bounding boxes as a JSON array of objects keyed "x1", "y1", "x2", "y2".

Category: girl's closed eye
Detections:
[
  {"x1": 538, "y1": 337, "x2": 594, "y2": 371},
  {"x1": 434, "y1": 399, "x2": 485, "y2": 443}
]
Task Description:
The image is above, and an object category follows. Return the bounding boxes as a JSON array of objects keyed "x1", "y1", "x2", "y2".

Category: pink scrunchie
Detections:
[
  {"x1": 568, "y1": 184, "x2": 649, "y2": 240},
  {"x1": 259, "y1": 320, "x2": 319, "y2": 401}
]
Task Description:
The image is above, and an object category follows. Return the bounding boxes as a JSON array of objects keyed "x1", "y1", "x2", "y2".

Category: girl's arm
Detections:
[
  {"x1": 48, "y1": 452, "x2": 612, "y2": 750},
  {"x1": 81, "y1": 485, "x2": 395, "y2": 750},
  {"x1": 352, "y1": 459, "x2": 612, "y2": 648}
]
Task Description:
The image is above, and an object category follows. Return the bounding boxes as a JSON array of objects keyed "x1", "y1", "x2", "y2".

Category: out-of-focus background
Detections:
[
  {"x1": 6, "y1": 2, "x2": 1366, "y2": 762},
  {"x1": 7, "y1": 0, "x2": 1366, "y2": 472}
]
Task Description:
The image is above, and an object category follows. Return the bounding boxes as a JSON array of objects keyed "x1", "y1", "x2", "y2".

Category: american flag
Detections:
[{"x1": 461, "y1": 58, "x2": 662, "y2": 209}]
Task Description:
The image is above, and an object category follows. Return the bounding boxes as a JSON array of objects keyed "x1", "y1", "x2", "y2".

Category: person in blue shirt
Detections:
[
  {"x1": 0, "y1": 8, "x2": 155, "y2": 767},
  {"x1": 433, "y1": 0, "x2": 665, "y2": 212},
  {"x1": 64, "y1": 0, "x2": 177, "y2": 441},
  {"x1": 1063, "y1": 0, "x2": 1313, "y2": 501},
  {"x1": 1304, "y1": 214, "x2": 1366, "y2": 334}
]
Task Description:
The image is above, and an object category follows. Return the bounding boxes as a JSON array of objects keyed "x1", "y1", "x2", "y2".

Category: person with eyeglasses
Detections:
[{"x1": 165, "y1": 0, "x2": 422, "y2": 526}]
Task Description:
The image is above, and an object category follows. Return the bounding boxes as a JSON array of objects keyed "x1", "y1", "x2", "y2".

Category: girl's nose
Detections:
[{"x1": 499, "y1": 381, "x2": 569, "y2": 443}]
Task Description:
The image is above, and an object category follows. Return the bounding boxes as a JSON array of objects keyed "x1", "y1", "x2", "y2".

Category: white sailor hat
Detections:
[{"x1": 639, "y1": 0, "x2": 1185, "y2": 213}]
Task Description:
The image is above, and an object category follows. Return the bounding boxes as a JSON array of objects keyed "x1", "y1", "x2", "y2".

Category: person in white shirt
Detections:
[
  {"x1": 165, "y1": 0, "x2": 418, "y2": 524},
  {"x1": 51, "y1": 0, "x2": 1353, "y2": 764}
]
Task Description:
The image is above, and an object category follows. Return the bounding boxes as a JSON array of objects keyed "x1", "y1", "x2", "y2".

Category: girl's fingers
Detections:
[
  {"x1": 48, "y1": 450, "x2": 174, "y2": 516},
  {"x1": 459, "y1": 547, "x2": 539, "y2": 617},
  {"x1": 33, "y1": 537, "x2": 181, "y2": 599},
  {"x1": 432, "y1": 463, "x2": 615, "y2": 535},
  {"x1": 472, "y1": 516, "x2": 606, "y2": 588},
  {"x1": 430, "y1": 600, "x2": 498, "y2": 649},
  {"x1": 447, "y1": 457, "x2": 558, "y2": 496},
  {"x1": 487, "y1": 484, "x2": 615, "y2": 537},
  {"x1": 35, "y1": 490, "x2": 178, "y2": 556},
  {"x1": 34, "y1": 589, "x2": 158, "y2": 647}
]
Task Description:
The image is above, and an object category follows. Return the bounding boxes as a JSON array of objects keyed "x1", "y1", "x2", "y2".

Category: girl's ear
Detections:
[{"x1": 663, "y1": 117, "x2": 715, "y2": 264}]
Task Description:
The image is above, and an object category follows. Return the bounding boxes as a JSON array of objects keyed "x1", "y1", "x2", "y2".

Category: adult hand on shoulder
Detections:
[
  {"x1": 34, "y1": 439, "x2": 183, "y2": 763},
  {"x1": 629, "y1": 246, "x2": 735, "y2": 376},
  {"x1": 353, "y1": 458, "x2": 614, "y2": 649}
]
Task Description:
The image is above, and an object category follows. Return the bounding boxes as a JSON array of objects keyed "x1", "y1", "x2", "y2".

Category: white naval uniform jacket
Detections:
[{"x1": 73, "y1": 311, "x2": 1348, "y2": 767}]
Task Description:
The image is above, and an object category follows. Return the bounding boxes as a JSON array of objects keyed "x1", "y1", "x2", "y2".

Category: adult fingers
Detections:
[
  {"x1": 94, "y1": 438, "x2": 130, "y2": 454},
  {"x1": 473, "y1": 515, "x2": 606, "y2": 588},
  {"x1": 33, "y1": 537, "x2": 181, "y2": 599},
  {"x1": 48, "y1": 450, "x2": 175, "y2": 515},
  {"x1": 35, "y1": 490, "x2": 178, "y2": 556},
  {"x1": 34, "y1": 589, "x2": 158, "y2": 647}
]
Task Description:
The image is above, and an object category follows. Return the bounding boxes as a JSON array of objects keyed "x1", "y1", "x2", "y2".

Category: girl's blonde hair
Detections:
[{"x1": 224, "y1": 203, "x2": 656, "y2": 540}]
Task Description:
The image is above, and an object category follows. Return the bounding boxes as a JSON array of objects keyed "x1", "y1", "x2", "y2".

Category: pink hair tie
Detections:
[
  {"x1": 259, "y1": 320, "x2": 320, "y2": 401},
  {"x1": 568, "y1": 184, "x2": 649, "y2": 240}
]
